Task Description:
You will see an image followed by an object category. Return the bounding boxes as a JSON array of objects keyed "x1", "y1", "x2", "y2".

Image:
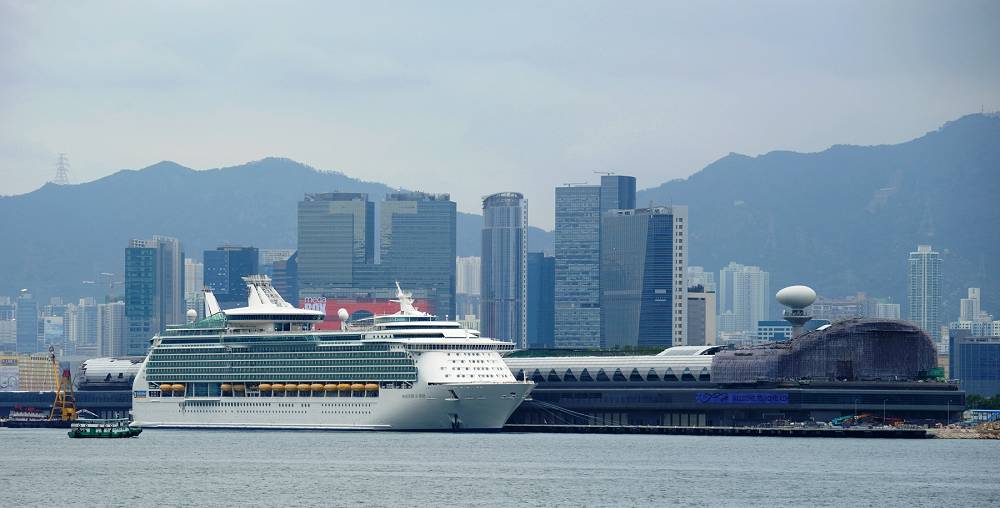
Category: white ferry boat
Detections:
[{"x1": 131, "y1": 277, "x2": 533, "y2": 430}]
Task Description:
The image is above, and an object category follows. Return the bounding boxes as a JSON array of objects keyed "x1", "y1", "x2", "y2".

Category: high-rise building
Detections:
[
  {"x1": 66, "y1": 298, "x2": 98, "y2": 352},
  {"x1": 125, "y1": 236, "x2": 185, "y2": 356},
  {"x1": 204, "y1": 245, "x2": 259, "y2": 309},
  {"x1": 554, "y1": 175, "x2": 636, "y2": 349},
  {"x1": 960, "y1": 288, "x2": 982, "y2": 322},
  {"x1": 874, "y1": 303, "x2": 902, "y2": 320},
  {"x1": 907, "y1": 244, "x2": 942, "y2": 341},
  {"x1": 526, "y1": 252, "x2": 555, "y2": 349},
  {"x1": 456, "y1": 256, "x2": 481, "y2": 296},
  {"x1": 480, "y1": 192, "x2": 527, "y2": 347},
  {"x1": 272, "y1": 251, "x2": 299, "y2": 306},
  {"x1": 297, "y1": 193, "x2": 375, "y2": 300},
  {"x1": 98, "y1": 301, "x2": 126, "y2": 357},
  {"x1": 380, "y1": 192, "x2": 456, "y2": 318},
  {"x1": 687, "y1": 285, "x2": 716, "y2": 346},
  {"x1": 718, "y1": 262, "x2": 770, "y2": 334},
  {"x1": 259, "y1": 249, "x2": 295, "y2": 278},
  {"x1": 687, "y1": 266, "x2": 717, "y2": 293},
  {"x1": 15, "y1": 290, "x2": 38, "y2": 354},
  {"x1": 456, "y1": 256, "x2": 482, "y2": 321},
  {"x1": 600, "y1": 206, "x2": 687, "y2": 348}
]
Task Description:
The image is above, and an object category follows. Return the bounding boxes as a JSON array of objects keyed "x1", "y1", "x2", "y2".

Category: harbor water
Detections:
[{"x1": 1, "y1": 428, "x2": 997, "y2": 507}]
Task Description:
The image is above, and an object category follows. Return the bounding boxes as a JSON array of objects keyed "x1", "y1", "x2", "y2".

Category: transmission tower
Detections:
[{"x1": 53, "y1": 153, "x2": 70, "y2": 185}]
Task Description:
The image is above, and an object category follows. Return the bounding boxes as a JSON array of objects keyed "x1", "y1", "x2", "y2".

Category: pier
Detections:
[{"x1": 503, "y1": 424, "x2": 929, "y2": 438}]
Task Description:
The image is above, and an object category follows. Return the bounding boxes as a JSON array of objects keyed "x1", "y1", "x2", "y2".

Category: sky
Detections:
[{"x1": 1, "y1": 0, "x2": 998, "y2": 229}]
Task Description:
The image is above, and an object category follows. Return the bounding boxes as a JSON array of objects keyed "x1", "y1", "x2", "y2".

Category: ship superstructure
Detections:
[{"x1": 131, "y1": 277, "x2": 532, "y2": 430}]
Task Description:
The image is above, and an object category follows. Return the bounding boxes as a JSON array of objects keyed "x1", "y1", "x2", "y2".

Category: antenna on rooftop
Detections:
[
  {"x1": 563, "y1": 181, "x2": 588, "y2": 187},
  {"x1": 53, "y1": 153, "x2": 70, "y2": 185},
  {"x1": 593, "y1": 170, "x2": 615, "y2": 176}
]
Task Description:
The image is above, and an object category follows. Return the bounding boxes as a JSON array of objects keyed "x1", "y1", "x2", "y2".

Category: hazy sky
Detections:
[{"x1": 2, "y1": 0, "x2": 998, "y2": 228}]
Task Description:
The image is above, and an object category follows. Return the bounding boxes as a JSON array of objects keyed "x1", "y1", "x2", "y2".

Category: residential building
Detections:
[
  {"x1": 718, "y1": 262, "x2": 770, "y2": 334},
  {"x1": 687, "y1": 285, "x2": 716, "y2": 346},
  {"x1": 907, "y1": 244, "x2": 942, "y2": 340},
  {"x1": 554, "y1": 175, "x2": 636, "y2": 349},
  {"x1": 204, "y1": 245, "x2": 259, "y2": 309},
  {"x1": 456, "y1": 256, "x2": 481, "y2": 321},
  {"x1": 874, "y1": 303, "x2": 902, "y2": 320},
  {"x1": 15, "y1": 290, "x2": 38, "y2": 354},
  {"x1": 98, "y1": 301, "x2": 126, "y2": 357},
  {"x1": 600, "y1": 206, "x2": 688, "y2": 348},
  {"x1": 480, "y1": 192, "x2": 527, "y2": 347},
  {"x1": 125, "y1": 236, "x2": 185, "y2": 356},
  {"x1": 960, "y1": 288, "x2": 983, "y2": 322},
  {"x1": 687, "y1": 266, "x2": 717, "y2": 293},
  {"x1": 526, "y1": 252, "x2": 555, "y2": 349}
]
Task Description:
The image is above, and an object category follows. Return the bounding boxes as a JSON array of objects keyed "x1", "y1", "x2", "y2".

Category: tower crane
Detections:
[{"x1": 48, "y1": 346, "x2": 77, "y2": 421}]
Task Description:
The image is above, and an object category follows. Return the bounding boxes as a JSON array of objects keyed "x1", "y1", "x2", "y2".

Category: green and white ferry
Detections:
[
  {"x1": 131, "y1": 277, "x2": 533, "y2": 430},
  {"x1": 68, "y1": 417, "x2": 142, "y2": 438}
]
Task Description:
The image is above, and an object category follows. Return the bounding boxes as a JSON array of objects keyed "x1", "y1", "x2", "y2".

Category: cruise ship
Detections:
[{"x1": 131, "y1": 277, "x2": 533, "y2": 430}]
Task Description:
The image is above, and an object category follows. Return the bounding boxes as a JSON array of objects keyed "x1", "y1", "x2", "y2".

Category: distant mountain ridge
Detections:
[
  {"x1": 0, "y1": 157, "x2": 551, "y2": 300},
  {"x1": 1, "y1": 114, "x2": 997, "y2": 322},
  {"x1": 637, "y1": 113, "x2": 1000, "y2": 319}
]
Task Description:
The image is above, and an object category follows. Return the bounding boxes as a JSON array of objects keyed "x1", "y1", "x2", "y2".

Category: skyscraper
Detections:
[
  {"x1": 718, "y1": 262, "x2": 770, "y2": 334},
  {"x1": 481, "y1": 192, "x2": 527, "y2": 347},
  {"x1": 125, "y1": 236, "x2": 185, "y2": 355},
  {"x1": 98, "y1": 301, "x2": 126, "y2": 357},
  {"x1": 687, "y1": 266, "x2": 717, "y2": 292},
  {"x1": 455, "y1": 256, "x2": 482, "y2": 320},
  {"x1": 960, "y1": 288, "x2": 982, "y2": 322},
  {"x1": 600, "y1": 206, "x2": 688, "y2": 348},
  {"x1": 272, "y1": 251, "x2": 299, "y2": 305},
  {"x1": 908, "y1": 244, "x2": 942, "y2": 340},
  {"x1": 554, "y1": 176, "x2": 636, "y2": 348},
  {"x1": 204, "y1": 245, "x2": 260, "y2": 309},
  {"x1": 297, "y1": 192, "x2": 374, "y2": 300},
  {"x1": 380, "y1": 192, "x2": 456, "y2": 317},
  {"x1": 526, "y1": 252, "x2": 555, "y2": 349},
  {"x1": 260, "y1": 249, "x2": 295, "y2": 277},
  {"x1": 15, "y1": 290, "x2": 38, "y2": 353}
]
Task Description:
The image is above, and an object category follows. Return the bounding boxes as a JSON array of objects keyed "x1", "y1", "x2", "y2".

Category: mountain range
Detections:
[{"x1": 1, "y1": 113, "x2": 997, "y2": 321}]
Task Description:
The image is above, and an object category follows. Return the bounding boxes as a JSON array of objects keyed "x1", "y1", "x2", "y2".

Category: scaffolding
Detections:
[{"x1": 711, "y1": 319, "x2": 938, "y2": 384}]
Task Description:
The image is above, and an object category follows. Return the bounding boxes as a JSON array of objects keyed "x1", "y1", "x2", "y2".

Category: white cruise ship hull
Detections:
[{"x1": 132, "y1": 382, "x2": 532, "y2": 431}]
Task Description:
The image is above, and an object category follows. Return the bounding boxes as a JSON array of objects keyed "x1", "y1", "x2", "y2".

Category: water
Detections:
[{"x1": 2, "y1": 428, "x2": 998, "y2": 507}]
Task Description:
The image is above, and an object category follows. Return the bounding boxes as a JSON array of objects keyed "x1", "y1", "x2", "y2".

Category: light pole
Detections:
[
  {"x1": 854, "y1": 399, "x2": 859, "y2": 420},
  {"x1": 947, "y1": 400, "x2": 951, "y2": 426}
]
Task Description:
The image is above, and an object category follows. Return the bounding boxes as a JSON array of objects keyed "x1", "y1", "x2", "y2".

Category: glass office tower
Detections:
[
  {"x1": 554, "y1": 175, "x2": 636, "y2": 348},
  {"x1": 600, "y1": 206, "x2": 688, "y2": 348},
  {"x1": 527, "y1": 252, "x2": 555, "y2": 348},
  {"x1": 481, "y1": 192, "x2": 527, "y2": 347},
  {"x1": 204, "y1": 245, "x2": 259, "y2": 309},
  {"x1": 380, "y1": 191, "x2": 457, "y2": 318},
  {"x1": 125, "y1": 236, "x2": 184, "y2": 355},
  {"x1": 296, "y1": 193, "x2": 374, "y2": 299}
]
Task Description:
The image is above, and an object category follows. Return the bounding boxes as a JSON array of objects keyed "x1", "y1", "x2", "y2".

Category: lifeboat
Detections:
[
  {"x1": 259, "y1": 383, "x2": 272, "y2": 392},
  {"x1": 296, "y1": 383, "x2": 311, "y2": 391},
  {"x1": 350, "y1": 383, "x2": 365, "y2": 391},
  {"x1": 271, "y1": 383, "x2": 285, "y2": 391},
  {"x1": 364, "y1": 383, "x2": 379, "y2": 392},
  {"x1": 337, "y1": 383, "x2": 351, "y2": 391},
  {"x1": 158, "y1": 384, "x2": 173, "y2": 392},
  {"x1": 220, "y1": 383, "x2": 233, "y2": 392},
  {"x1": 310, "y1": 383, "x2": 324, "y2": 392},
  {"x1": 323, "y1": 384, "x2": 338, "y2": 392},
  {"x1": 234, "y1": 384, "x2": 246, "y2": 392},
  {"x1": 172, "y1": 384, "x2": 186, "y2": 393}
]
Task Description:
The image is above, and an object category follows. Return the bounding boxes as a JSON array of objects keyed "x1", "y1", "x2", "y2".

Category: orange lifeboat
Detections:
[
  {"x1": 172, "y1": 384, "x2": 186, "y2": 393},
  {"x1": 220, "y1": 383, "x2": 233, "y2": 392},
  {"x1": 364, "y1": 383, "x2": 379, "y2": 392},
  {"x1": 272, "y1": 383, "x2": 285, "y2": 391},
  {"x1": 323, "y1": 384, "x2": 338, "y2": 392},
  {"x1": 234, "y1": 384, "x2": 246, "y2": 392},
  {"x1": 350, "y1": 383, "x2": 365, "y2": 392},
  {"x1": 296, "y1": 383, "x2": 311, "y2": 392},
  {"x1": 258, "y1": 383, "x2": 272, "y2": 392},
  {"x1": 337, "y1": 383, "x2": 351, "y2": 392},
  {"x1": 310, "y1": 383, "x2": 324, "y2": 392}
]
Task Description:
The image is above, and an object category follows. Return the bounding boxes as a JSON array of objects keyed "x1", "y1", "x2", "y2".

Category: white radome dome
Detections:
[
  {"x1": 186, "y1": 309, "x2": 198, "y2": 320},
  {"x1": 776, "y1": 285, "x2": 817, "y2": 309},
  {"x1": 337, "y1": 308, "x2": 350, "y2": 321}
]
